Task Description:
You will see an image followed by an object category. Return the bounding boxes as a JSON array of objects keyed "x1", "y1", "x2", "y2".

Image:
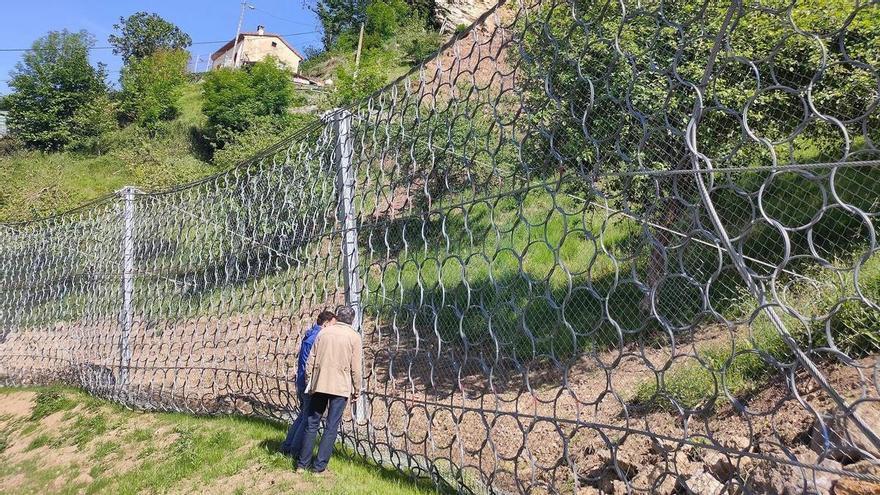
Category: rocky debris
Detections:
[
  {"x1": 434, "y1": 0, "x2": 497, "y2": 31},
  {"x1": 739, "y1": 458, "x2": 793, "y2": 494},
  {"x1": 832, "y1": 461, "x2": 880, "y2": 495},
  {"x1": 814, "y1": 459, "x2": 844, "y2": 495},
  {"x1": 810, "y1": 403, "x2": 880, "y2": 463},
  {"x1": 631, "y1": 465, "x2": 678, "y2": 494},
  {"x1": 609, "y1": 480, "x2": 628, "y2": 495},
  {"x1": 702, "y1": 451, "x2": 736, "y2": 482},
  {"x1": 682, "y1": 470, "x2": 726, "y2": 495}
]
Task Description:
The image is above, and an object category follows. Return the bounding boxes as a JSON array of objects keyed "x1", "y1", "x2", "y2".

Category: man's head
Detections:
[
  {"x1": 316, "y1": 310, "x2": 336, "y2": 326},
  {"x1": 335, "y1": 306, "x2": 356, "y2": 325}
]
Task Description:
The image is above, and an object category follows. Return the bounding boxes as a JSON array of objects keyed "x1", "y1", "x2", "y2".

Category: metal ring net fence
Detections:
[{"x1": 2, "y1": 0, "x2": 880, "y2": 493}]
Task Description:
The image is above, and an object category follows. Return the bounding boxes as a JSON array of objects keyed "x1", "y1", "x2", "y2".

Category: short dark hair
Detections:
[
  {"x1": 335, "y1": 306, "x2": 356, "y2": 325},
  {"x1": 316, "y1": 310, "x2": 336, "y2": 326}
]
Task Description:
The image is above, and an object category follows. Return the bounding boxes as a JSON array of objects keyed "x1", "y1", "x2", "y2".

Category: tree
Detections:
[
  {"x1": 119, "y1": 49, "x2": 189, "y2": 129},
  {"x1": 7, "y1": 30, "x2": 113, "y2": 151},
  {"x1": 365, "y1": 0, "x2": 410, "y2": 39},
  {"x1": 312, "y1": 0, "x2": 369, "y2": 48},
  {"x1": 313, "y1": 0, "x2": 434, "y2": 49},
  {"x1": 108, "y1": 12, "x2": 192, "y2": 64},
  {"x1": 202, "y1": 57, "x2": 295, "y2": 145}
]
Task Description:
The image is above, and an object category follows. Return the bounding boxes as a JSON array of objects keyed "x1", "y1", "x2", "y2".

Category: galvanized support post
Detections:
[
  {"x1": 119, "y1": 187, "x2": 136, "y2": 389},
  {"x1": 328, "y1": 109, "x2": 365, "y2": 423}
]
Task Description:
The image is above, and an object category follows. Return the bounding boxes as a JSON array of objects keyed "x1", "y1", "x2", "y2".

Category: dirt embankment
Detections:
[{"x1": 4, "y1": 314, "x2": 878, "y2": 494}]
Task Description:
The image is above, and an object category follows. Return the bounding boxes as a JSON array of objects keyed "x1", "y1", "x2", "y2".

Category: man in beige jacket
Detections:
[{"x1": 296, "y1": 305, "x2": 363, "y2": 473}]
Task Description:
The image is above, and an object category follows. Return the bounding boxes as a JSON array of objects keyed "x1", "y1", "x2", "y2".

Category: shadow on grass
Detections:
[{"x1": 256, "y1": 431, "x2": 455, "y2": 494}]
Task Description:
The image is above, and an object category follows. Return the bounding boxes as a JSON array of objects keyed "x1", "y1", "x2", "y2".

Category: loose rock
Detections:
[
  {"x1": 683, "y1": 470, "x2": 725, "y2": 495},
  {"x1": 833, "y1": 461, "x2": 880, "y2": 495},
  {"x1": 810, "y1": 404, "x2": 880, "y2": 463}
]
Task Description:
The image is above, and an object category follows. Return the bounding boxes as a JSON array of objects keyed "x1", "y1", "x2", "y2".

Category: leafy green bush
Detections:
[
  {"x1": 366, "y1": 0, "x2": 410, "y2": 41},
  {"x1": 212, "y1": 114, "x2": 317, "y2": 170},
  {"x1": 6, "y1": 30, "x2": 114, "y2": 151},
  {"x1": 202, "y1": 58, "x2": 296, "y2": 145},
  {"x1": 398, "y1": 20, "x2": 443, "y2": 63},
  {"x1": 68, "y1": 92, "x2": 117, "y2": 154},
  {"x1": 120, "y1": 49, "x2": 189, "y2": 130},
  {"x1": 332, "y1": 59, "x2": 387, "y2": 105}
]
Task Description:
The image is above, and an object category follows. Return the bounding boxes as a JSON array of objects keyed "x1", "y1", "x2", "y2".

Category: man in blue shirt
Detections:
[{"x1": 280, "y1": 310, "x2": 336, "y2": 456}]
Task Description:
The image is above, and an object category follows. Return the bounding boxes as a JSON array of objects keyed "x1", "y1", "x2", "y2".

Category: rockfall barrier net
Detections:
[{"x1": 2, "y1": 0, "x2": 880, "y2": 493}]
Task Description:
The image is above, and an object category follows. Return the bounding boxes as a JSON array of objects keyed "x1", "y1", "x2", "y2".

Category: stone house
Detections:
[{"x1": 211, "y1": 25, "x2": 304, "y2": 72}]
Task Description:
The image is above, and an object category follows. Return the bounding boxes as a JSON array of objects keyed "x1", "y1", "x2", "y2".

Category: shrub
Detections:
[
  {"x1": 632, "y1": 326, "x2": 790, "y2": 411},
  {"x1": 119, "y1": 49, "x2": 189, "y2": 130},
  {"x1": 332, "y1": 58, "x2": 387, "y2": 105},
  {"x1": 212, "y1": 114, "x2": 317, "y2": 170},
  {"x1": 6, "y1": 30, "x2": 114, "y2": 151},
  {"x1": 202, "y1": 58, "x2": 295, "y2": 145},
  {"x1": 366, "y1": 0, "x2": 410, "y2": 40},
  {"x1": 112, "y1": 121, "x2": 216, "y2": 190},
  {"x1": 398, "y1": 21, "x2": 443, "y2": 63},
  {"x1": 68, "y1": 92, "x2": 117, "y2": 154}
]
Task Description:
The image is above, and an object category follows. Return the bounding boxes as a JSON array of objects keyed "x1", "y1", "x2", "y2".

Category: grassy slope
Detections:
[
  {"x1": 0, "y1": 83, "x2": 217, "y2": 223},
  {"x1": 0, "y1": 387, "x2": 432, "y2": 495}
]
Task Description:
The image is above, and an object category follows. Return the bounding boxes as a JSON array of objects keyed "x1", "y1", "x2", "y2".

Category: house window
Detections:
[{"x1": 271, "y1": 41, "x2": 278, "y2": 47}]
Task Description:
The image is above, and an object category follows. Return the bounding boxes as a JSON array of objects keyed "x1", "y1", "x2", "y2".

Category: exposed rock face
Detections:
[{"x1": 434, "y1": 0, "x2": 497, "y2": 30}]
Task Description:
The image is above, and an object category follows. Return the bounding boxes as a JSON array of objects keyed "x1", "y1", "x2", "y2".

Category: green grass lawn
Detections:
[{"x1": 0, "y1": 387, "x2": 434, "y2": 495}]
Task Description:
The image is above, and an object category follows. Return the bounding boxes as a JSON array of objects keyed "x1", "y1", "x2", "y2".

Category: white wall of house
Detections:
[
  {"x1": 237, "y1": 35, "x2": 301, "y2": 72},
  {"x1": 211, "y1": 30, "x2": 302, "y2": 72}
]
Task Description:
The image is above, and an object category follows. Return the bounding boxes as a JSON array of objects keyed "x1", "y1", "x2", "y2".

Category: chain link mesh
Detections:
[{"x1": 2, "y1": 0, "x2": 880, "y2": 493}]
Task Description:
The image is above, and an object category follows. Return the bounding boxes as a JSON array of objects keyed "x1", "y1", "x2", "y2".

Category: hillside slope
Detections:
[
  {"x1": 0, "y1": 83, "x2": 217, "y2": 224},
  {"x1": 0, "y1": 387, "x2": 432, "y2": 495}
]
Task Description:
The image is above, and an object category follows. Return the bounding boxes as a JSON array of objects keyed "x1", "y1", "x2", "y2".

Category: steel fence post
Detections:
[
  {"x1": 328, "y1": 109, "x2": 365, "y2": 423},
  {"x1": 119, "y1": 186, "x2": 135, "y2": 389}
]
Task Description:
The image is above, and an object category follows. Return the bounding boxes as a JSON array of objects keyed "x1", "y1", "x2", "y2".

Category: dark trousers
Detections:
[
  {"x1": 280, "y1": 386, "x2": 310, "y2": 455},
  {"x1": 296, "y1": 392, "x2": 348, "y2": 472}
]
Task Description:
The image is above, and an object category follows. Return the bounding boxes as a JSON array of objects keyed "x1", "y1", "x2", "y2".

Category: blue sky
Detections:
[{"x1": 0, "y1": 0, "x2": 323, "y2": 94}]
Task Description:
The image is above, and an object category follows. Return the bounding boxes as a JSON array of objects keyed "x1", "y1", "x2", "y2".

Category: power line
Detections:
[
  {"x1": 252, "y1": 7, "x2": 316, "y2": 28},
  {"x1": 0, "y1": 31, "x2": 318, "y2": 53}
]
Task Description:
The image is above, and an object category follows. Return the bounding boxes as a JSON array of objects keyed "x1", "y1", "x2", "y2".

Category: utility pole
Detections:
[
  {"x1": 230, "y1": 1, "x2": 255, "y2": 68},
  {"x1": 354, "y1": 23, "x2": 365, "y2": 79}
]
